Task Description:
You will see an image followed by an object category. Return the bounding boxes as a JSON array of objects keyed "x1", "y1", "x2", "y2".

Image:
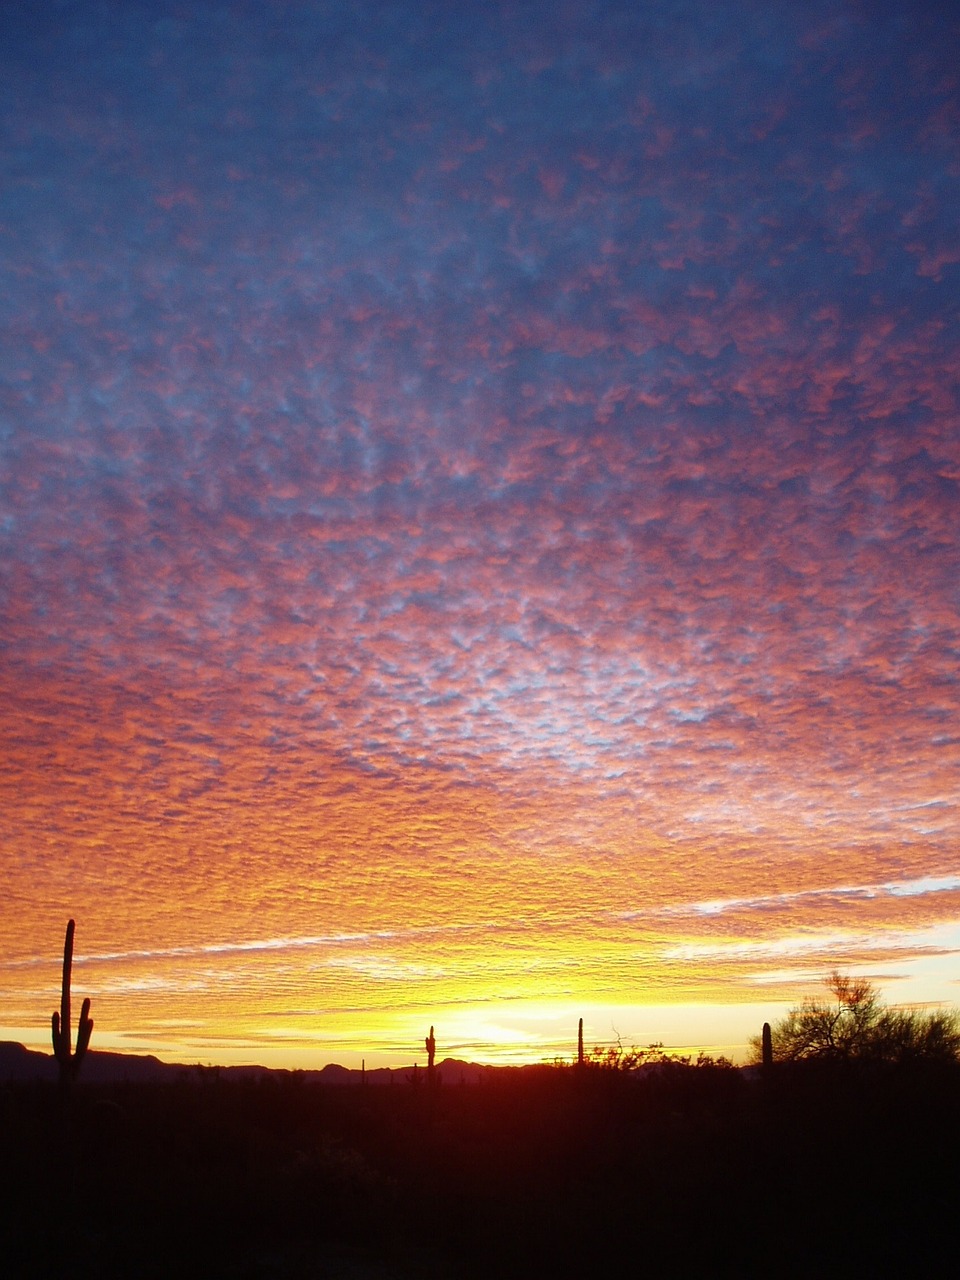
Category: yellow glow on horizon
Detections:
[{"x1": 4, "y1": 868, "x2": 960, "y2": 1072}]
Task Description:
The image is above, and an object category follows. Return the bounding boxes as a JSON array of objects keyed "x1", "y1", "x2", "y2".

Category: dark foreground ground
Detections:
[{"x1": 2, "y1": 1060, "x2": 958, "y2": 1278}]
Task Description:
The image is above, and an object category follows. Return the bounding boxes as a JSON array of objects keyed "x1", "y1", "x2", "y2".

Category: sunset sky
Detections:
[{"x1": 2, "y1": 0, "x2": 958, "y2": 1069}]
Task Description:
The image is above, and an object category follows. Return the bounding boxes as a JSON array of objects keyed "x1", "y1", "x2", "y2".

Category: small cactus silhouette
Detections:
[
  {"x1": 762, "y1": 1021, "x2": 773, "y2": 1070},
  {"x1": 425, "y1": 1025, "x2": 438, "y2": 1087},
  {"x1": 577, "y1": 1017, "x2": 584, "y2": 1067},
  {"x1": 51, "y1": 918, "x2": 93, "y2": 1089}
]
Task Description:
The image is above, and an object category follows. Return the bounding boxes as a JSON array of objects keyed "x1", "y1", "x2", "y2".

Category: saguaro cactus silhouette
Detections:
[
  {"x1": 578, "y1": 1017, "x2": 584, "y2": 1067},
  {"x1": 425, "y1": 1025, "x2": 436, "y2": 1083},
  {"x1": 761, "y1": 1021, "x2": 773, "y2": 1070},
  {"x1": 51, "y1": 918, "x2": 93, "y2": 1089}
]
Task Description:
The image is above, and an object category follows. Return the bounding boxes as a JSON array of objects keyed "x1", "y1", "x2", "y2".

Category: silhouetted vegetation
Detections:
[
  {"x1": 50, "y1": 919, "x2": 93, "y2": 1092},
  {"x1": 749, "y1": 971, "x2": 960, "y2": 1065},
  {"x1": 3, "y1": 1045, "x2": 960, "y2": 1278},
  {"x1": 424, "y1": 1025, "x2": 437, "y2": 1088},
  {"x1": 583, "y1": 1038, "x2": 733, "y2": 1072},
  {"x1": 6, "y1": 959, "x2": 960, "y2": 1276}
]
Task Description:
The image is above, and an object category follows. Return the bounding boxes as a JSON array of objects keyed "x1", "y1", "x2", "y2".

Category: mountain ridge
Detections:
[{"x1": 0, "y1": 1040, "x2": 518, "y2": 1086}]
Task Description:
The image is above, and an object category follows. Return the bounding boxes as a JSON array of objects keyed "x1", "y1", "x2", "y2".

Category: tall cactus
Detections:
[
  {"x1": 761, "y1": 1021, "x2": 773, "y2": 1070},
  {"x1": 51, "y1": 919, "x2": 93, "y2": 1089},
  {"x1": 425, "y1": 1025, "x2": 436, "y2": 1084},
  {"x1": 577, "y1": 1016, "x2": 584, "y2": 1067}
]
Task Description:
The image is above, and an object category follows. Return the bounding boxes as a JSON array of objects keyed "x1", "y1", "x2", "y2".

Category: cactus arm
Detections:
[
  {"x1": 52, "y1": 1010, "x2": 64, "y2": 1059},
  {"x1": 76, "y1": 997, "x2": 94, "y2": 1064}
]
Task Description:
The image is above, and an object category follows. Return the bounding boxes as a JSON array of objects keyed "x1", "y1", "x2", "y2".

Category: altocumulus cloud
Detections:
[{"x1": 0, "y1": 0, "x2": 958, "y2": 1062}]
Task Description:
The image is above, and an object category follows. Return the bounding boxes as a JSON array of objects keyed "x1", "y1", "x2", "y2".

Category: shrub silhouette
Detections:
[
  {"x1": 583, "y1": 1040, "x2": 733, "y2": 1072},
  {"x1": 751, "y1": 970, "x2": 960, "y2": 1065}
]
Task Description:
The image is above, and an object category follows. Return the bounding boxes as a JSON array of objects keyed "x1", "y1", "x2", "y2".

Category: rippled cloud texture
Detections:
[{"x1": 2, "y1": 0, "x2": 958, "y2": 1065}]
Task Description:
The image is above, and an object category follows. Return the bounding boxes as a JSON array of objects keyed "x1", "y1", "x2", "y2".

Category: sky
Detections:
[{"x1": 1, "y1": 0, "x2": 958, "y2": 1069}]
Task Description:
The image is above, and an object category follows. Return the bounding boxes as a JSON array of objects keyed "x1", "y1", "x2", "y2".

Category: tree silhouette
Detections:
[{"x1": 751, "y1": 971, "x2": 960, "y2": 1065}]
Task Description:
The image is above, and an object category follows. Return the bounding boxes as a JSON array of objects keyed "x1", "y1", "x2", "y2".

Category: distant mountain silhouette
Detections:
[
  {"x1": 0, "y1": 1041, "x2": 495, "y2": 1086},
  {"x1": 0, "y1": 1040, "x2": 185, "y2": 1085},
  {"x1": 0, "y1": 1041, "x2": 58, "y2": 1083}
]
